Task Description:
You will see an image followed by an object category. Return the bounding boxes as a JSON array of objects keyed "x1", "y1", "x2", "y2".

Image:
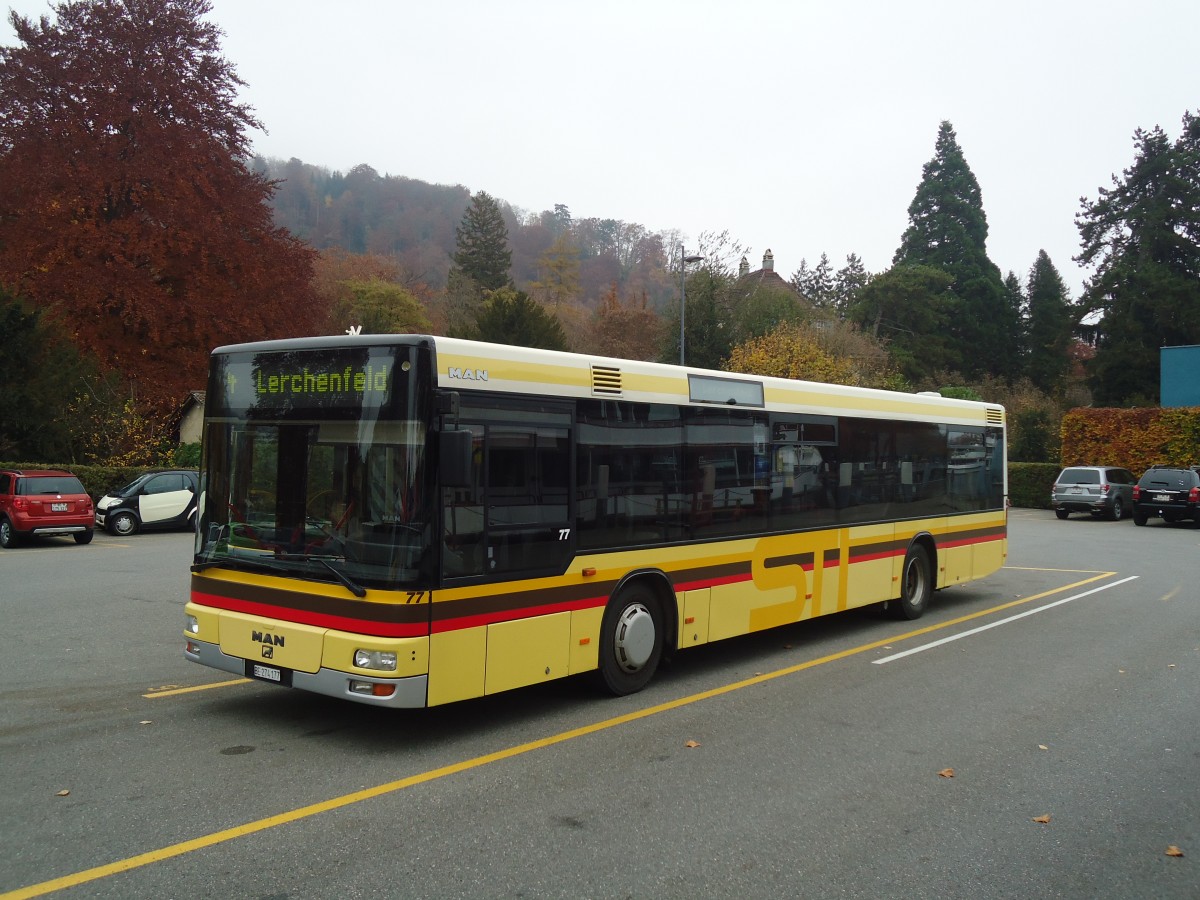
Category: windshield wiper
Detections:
[{"x1": 274, "y1": 552, "x2": 367, "y2": 598}]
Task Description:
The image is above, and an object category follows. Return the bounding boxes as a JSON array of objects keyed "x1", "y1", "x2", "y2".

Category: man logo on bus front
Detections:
[{"x1": 262, "y1": 645, "x2": 274, "y2": 659}]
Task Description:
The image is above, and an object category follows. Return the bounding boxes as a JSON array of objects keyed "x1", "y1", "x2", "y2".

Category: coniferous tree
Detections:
[
  {"x1": 833, "y1": 253, "x2": 870, "y2": 318},
  {"x1": 808, "y1": 253, "x2": 836, "y2": 309},
  {"x1": 471, "y1": 287, "x2": 567, "y2": 351},
  {"x1": 452, "y1": 191, "x2": 512, "y2": 291},
  {"x1": 1003, "y1": 271, "x2": 1027, "y2": 368},
  {"x1": 1076, "y1": 112, "x2": 1200, "y2": 405},
  {"x1": 894, "y1": 121, "x2": 1011, "y2": 380},
  {"x1": 1024, "y1": 251, "x2": 1073, "y2": 393}
]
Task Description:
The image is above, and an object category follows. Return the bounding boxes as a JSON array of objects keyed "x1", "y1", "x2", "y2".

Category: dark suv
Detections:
[
  {"x1": 1051, "y1": 466, "x2": 1136, "y2": 521},
  {"x1": 0, "y1": 469, "x2": 95, "y2": 548},
  {"x1": 1132, "y1": 466, "x2": 1200, "y2": 527}
]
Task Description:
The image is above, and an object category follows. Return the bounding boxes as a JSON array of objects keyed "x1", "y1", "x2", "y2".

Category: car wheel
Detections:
[
  {"x1": 109, "y1": 511, "x2": 138, "y2": 536},
  {"x1": 1108, "y1": 497, "x2": 1124, "y2": 521},
  {"x1": 0, "y1": 517, "x2": 17, "y2": 548},
  {"x1": 1054, "y1": 509, "x2": 1069, "y2": 520},
  {"x1": 1133, "y1": 511, "x2": 1148, "y2": 526},
  {"x1": 596, "y1": 583, "x2": 664, "y2": 696},
  {"x1": 74, "y1": 529, "x2": 94, "y2": 544},
  {"x1": 890, "y1": 543, "x2": 933, "y2": 620}
]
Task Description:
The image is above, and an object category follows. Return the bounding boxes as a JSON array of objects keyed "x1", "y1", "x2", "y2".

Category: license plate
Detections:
[
  {"x1": 251, "y1": 664, "x2": 282, "y2": 682},
  {"x1": 1069, "y1": 487, "x2": 1083, "y2": 495},
  {"x1": 51, "y1": 502, "x2": 68, "y2": 512},
  {"x1": 1154, "y1": 493, "x2": 1171, "y2": 502},
  {"x1": 246, "y1": 661, "x2": 292, "y2": 686}
]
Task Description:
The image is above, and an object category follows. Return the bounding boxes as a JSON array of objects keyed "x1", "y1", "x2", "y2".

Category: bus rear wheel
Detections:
[
  {"x1": 891, "y1": 543, "x2": 932, "y2": 620},
  {"x1": 597, "y1": 584, "x2": 664, "y2": 696}
]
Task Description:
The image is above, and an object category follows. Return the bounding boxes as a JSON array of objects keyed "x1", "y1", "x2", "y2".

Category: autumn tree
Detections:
[
  {"x1": 528, "y1": 234, "x2": 582, "y2": 312},
  {"x1": 894, "y1": 121, "x2": 1014, "y2": 380},
  {"x1": 1076, "y1": 111, "x2": 1200, "y2": 405},
  {"x1": 312, "y1": 248, "x2": 434, "y2": 333},
  {"x1": 589, "y1": 285, "x2": 663, "y2": 360},
  {"x1": 724, "y1": 323, "x2": 863, "y2": 386},
  {"x1": 0, "y1": 0, "x2": 320, "y2": 418},
  {"x1": 331, "y1": 280, "x2": 432, "y2": 335}
]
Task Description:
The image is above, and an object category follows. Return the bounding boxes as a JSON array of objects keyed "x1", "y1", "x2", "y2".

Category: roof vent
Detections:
[
  {"x1": 987, "y1": 407, "x2": 1004, "y2": 425},
  {"x1": 591, "y1": 365, "x2": 622, "y2": 396}
]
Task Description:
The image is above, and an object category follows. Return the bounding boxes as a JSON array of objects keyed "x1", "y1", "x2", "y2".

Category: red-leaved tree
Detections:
[{"x1": 0, "y1": 0, "x2": 320, "y2": 418}]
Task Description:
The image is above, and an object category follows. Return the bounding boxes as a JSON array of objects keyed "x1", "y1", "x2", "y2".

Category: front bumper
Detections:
[{"x1": 184, "y1": 638, "x2": 430, "y2": 708}]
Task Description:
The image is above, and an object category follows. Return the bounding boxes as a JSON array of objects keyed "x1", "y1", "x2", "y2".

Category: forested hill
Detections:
[{"x1": 255, "y1": 156, "x2": 680, "y2": 310}]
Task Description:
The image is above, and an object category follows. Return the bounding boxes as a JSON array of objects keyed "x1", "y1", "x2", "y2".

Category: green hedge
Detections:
[{"x1": 1008, "y1": 462, "x2": 1060, "y2": 509}]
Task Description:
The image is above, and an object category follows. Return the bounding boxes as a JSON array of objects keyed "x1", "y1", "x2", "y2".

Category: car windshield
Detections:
[
  {"x1": 1059, "y1": 469, "x2": 1099, "y2": 484},
  {"x1": 1142, "y1": 470, "x2": 1190, "y2": 488},
  {"x1": 116, "y1": 476, "x2": 149, "y2": 496},
  {"x1": 19, "y1": 476, "x2": 85, "y2": 495}
]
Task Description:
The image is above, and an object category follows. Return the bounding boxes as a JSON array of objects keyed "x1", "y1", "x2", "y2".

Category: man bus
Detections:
[{"x1": 185, "y1": 334, "x2": 1006, "y2": 707}]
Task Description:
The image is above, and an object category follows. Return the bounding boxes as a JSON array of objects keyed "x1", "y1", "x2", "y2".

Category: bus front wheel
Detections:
[
  {"x1": 891, "y1": 543, "x2": 932, "y2": 620},
  {"x1": 597, "y1": 584, "x2": 664, "y2": 696}
]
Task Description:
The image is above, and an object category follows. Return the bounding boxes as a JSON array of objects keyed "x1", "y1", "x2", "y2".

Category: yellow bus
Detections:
[{"x1": 185, "y1": 335, "x2": 1007, "y2": 706}]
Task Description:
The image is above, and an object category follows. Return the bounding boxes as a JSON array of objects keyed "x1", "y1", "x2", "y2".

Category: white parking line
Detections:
[{"x1": 872, "y1": 575, "x2": 1141, "y2": 664}]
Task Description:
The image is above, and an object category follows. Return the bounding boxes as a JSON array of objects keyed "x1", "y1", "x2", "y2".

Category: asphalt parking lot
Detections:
[{"x1": 1, "y1": 509, "x2": 1196, "y2": 899}]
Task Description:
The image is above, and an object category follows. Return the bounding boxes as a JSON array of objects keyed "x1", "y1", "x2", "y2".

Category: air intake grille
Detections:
[
  {"x1": 591, "y1": 365, "x2": 622, "y2": 396},
  {"x1": 986, "y1": 407, "x2": 1004, "y2": 426}
]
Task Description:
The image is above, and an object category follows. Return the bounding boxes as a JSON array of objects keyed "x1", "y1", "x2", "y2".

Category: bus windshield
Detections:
[{"x1": 194, "y1": 342, "x2": 434, "y2": 589}]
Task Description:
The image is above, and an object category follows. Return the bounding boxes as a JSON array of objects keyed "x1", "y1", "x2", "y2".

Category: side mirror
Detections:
[{"x1": 439, "y1": 429, "x2": 473, "y2": 488}]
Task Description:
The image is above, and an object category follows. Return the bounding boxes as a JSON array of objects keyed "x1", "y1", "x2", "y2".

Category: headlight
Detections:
[
  {"x1": 185, "y1": 614, "x2": 200, "y2": 635},
  {"x1": 354, "y1": 649, "x2": 397, "y2": 672}
]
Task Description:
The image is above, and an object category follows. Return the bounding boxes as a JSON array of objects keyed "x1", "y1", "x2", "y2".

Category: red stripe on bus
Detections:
[
  {"x1": 431, "y1": 594, "x2": 608, "y2": 633},
  {"x1": 190, "y1": 590, "x2": 430, "y2": 638},
  {"x1": 673, "y1": 571, "x2": 755, "y2": 593}
]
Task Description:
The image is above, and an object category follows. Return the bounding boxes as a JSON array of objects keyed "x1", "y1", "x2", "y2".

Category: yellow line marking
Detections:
[
  {"x1": 3, "y1": 570, "x2": 1120, "y2": 899},
  {"x1": 143, "y1": 679, "x2": 250, "y2": 699}
]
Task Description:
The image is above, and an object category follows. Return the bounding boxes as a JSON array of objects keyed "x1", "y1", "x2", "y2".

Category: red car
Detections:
[{"x1": 0, "y1": 468, "x2": 95, "y2": 548}]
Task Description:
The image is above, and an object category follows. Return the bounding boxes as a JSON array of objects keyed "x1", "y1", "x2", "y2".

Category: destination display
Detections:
[{"x1": 207, "y1": 345, "x2": 418, "y2": 418}]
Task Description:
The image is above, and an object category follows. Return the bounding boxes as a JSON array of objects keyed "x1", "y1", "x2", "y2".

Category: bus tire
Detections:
[
  {"x1": 891, "y1": 543, "x2": 932, "y2": 620},
  {"x1": 597, "y1": 583, "x2": 664, "y2": 696}
]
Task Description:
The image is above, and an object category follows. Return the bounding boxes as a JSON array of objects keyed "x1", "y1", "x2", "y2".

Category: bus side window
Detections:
[{"x1": 443, "y1": 425, "x2": 485, "y2": 576}]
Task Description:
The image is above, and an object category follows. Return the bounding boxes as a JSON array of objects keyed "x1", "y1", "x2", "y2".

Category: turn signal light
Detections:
[{"x1": 349, "y1": 680, "x2": 396, "y2": 698}]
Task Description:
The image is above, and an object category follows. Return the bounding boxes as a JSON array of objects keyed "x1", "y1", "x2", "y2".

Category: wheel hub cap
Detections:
[{"x1": 614, "y1": 603, "x2": 655, "y2": 672}]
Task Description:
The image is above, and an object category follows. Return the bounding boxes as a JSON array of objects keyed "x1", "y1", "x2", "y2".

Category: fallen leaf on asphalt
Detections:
[
  {"x1": 1032, "y1": 814, "x2": 1051, "y2": 824},
  {"x1": 139, "y1": 720, "x2": 152, "y2": 725},
  {"x1": 685, "y1": 740, "x2": 700, "y2": 748},
  {"x1": 56, "y1": 790, "x2": 70, "y2": 797},
  {"x1": 937, "y1": 768, "x2": 955, "y2": 778},
  {"x1": 1038, "y1": 744, "x2": 1049, "y2": 750},
  {"x1": 1166, "y1": 846, "x2": 1184, "y2": 857}
]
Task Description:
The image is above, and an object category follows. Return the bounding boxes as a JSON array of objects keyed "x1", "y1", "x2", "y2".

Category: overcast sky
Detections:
[{"x1": 6, "y1": 0, "x2": 1199, "y2": 296}]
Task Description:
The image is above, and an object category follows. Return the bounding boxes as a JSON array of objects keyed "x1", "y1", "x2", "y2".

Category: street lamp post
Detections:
[{"x1": 678, "y1": 245, "x2": 704, "y2": 366}]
